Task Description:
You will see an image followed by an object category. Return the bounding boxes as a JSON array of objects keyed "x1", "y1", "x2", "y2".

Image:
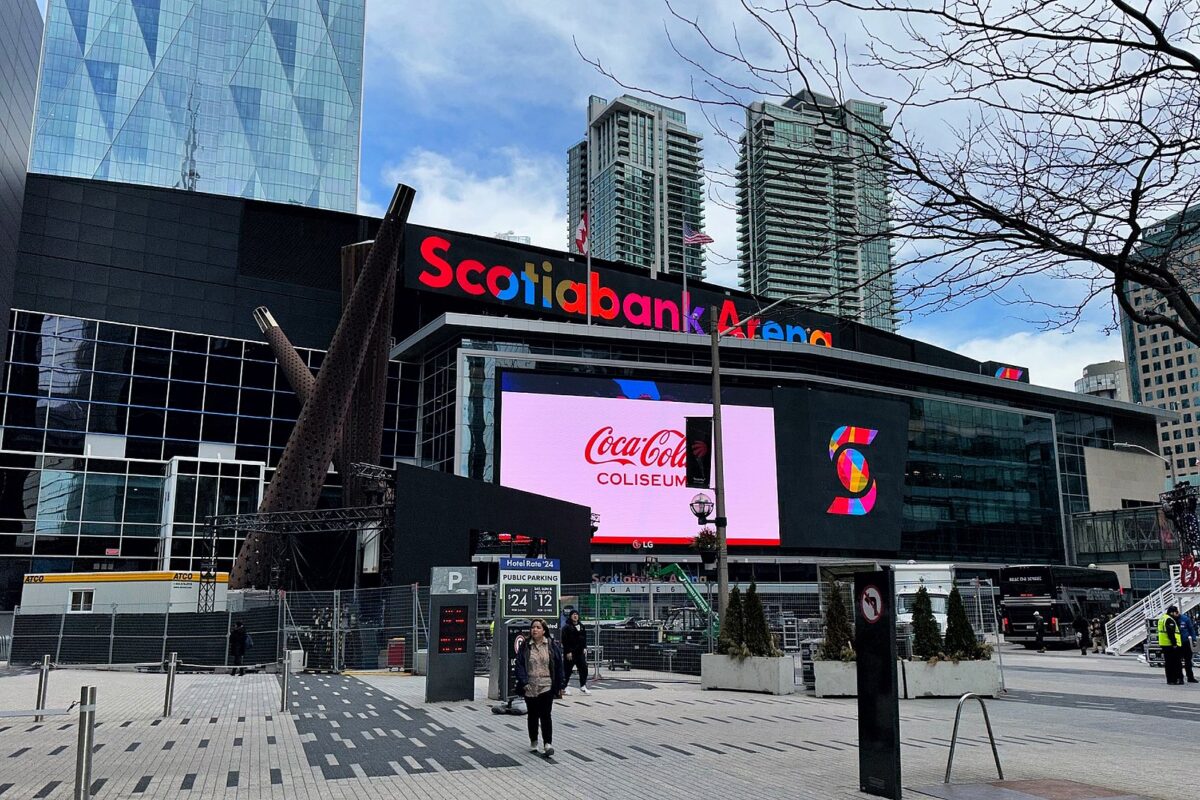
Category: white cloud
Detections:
[
  {"x1": 904, "y1": 326, "x2": 1125, "y2": 391},
  {"x1": 382, "y1": 148, "x2": 566, "y2": 249}
]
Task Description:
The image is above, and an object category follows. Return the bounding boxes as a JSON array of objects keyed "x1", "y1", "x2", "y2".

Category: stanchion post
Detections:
[
  {"x1": 35, "y1": 654, "x2": 50, "y2": 722},
  {"x1": 73, "y1": 685, "x2": 96, "y2": 800},
  {"x1": 163, "y1": 652, "x2": 177, "y2": 717},
  {"x1": 280, "y1": 654, "x2": 289, "y2": 713}
]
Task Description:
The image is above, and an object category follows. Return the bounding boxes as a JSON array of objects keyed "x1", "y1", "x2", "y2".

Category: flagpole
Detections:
[
  {"x1": 586, "y1": 128, "x2": 593, "y2": 327},
  {"x1": 681, "y1": 222, "x2": 688, "y2": 331}
]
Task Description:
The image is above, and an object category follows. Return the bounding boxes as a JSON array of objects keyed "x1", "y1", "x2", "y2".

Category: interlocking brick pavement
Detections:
[{"x1": 0, "y1": 648, "x2": 1192, "y2": 799}]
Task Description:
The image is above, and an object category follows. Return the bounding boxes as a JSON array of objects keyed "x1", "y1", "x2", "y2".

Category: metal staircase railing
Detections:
[{"x1": 1105, "y1": 565, "x2": 1200, "y2": 655}]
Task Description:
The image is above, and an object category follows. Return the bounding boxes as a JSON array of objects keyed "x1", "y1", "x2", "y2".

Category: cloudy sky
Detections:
[{"x1": 34, "y1": 0, "x2": 1126, "y2": 390}]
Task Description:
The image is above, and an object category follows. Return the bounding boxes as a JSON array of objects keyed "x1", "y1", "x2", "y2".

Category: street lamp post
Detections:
[
  {"x1": 1115, "y1": 441, "x2": 1178, "y2": 486},
  {"x1": 709, "y1": 310, "x2": 729, "y2": 614},
  {"x1": 705, "y1": 293, "x2": 816, "y2": 615}
]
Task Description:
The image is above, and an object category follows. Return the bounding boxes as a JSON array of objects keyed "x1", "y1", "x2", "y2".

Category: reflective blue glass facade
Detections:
[
  {"x1": 30, "y1": 0, "x2": 363, "y2": 212},
  {"x1": 0, "y1": 0, "x2": 42, "y2": 363}
]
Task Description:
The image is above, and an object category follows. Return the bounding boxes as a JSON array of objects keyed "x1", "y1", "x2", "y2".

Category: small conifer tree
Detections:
[
  {"x1": 743, "y1": 582, "x2": 779, "y2": 656},
  {"x1": 818, "y1": 582, "x2": 854, "y2": 661},
  {"x1": 719, "y1": 586, "x2": 747, "y2": 657},
  {"x1": 911, "y1": 586, "x2": 944, "y2": 660},
  {"x1": 943, "y1": 587, "x2": 980, "y2": 660}
]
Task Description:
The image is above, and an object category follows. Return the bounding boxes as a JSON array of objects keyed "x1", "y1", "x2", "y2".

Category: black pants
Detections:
[
  {"x1": 526, "y1": 691, "x2": 554, "y2": 745},
  {"x1": 1164, "y1": 645, "x2": 1184, "y2": 684},
  {"x1": 231, "y1": 652, "x2": 244, "y2": 675},
  {"x1": 1035, "y1": 633, "x2": 1045, "y2": 651},
  {"x1": 1184, "y1": 639, "x2": 1196, "y2": 681},
  {"x1": 567, "y1": 649, "x2": 589, "y2": 687}
]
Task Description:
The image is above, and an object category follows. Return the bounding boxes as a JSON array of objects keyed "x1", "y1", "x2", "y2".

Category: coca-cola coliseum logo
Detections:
[{"x1": 585, "y1": 426, "x2": 688, "y2": 486}]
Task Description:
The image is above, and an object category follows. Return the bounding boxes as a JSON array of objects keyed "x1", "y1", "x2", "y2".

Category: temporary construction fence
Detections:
[
  {"x1": 9, "y1": 602, "x2": 282, "y2": 668},
  {"x1": 7, "y1": 578, "x2": 999, "y2": 680}
]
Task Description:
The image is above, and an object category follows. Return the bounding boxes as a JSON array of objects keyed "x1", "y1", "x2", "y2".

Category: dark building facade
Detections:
[
  {"x1": 0, "y1": 175, "x2": 1171, "y2": 606},
  {"x1": 0, "y1": 176, "x2": 413, "y2": 607},
  {"x1": 0, "y1": 0, "x2": 42, "y2": 362}
]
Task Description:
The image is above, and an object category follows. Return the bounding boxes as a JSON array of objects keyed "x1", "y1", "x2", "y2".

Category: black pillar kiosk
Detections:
[
  {"x1": 425, "y1": 566, "x2": 478, "y2": 703},
  {"x1": 855, "y1": 568, "x2": 902, "y2": 799}
]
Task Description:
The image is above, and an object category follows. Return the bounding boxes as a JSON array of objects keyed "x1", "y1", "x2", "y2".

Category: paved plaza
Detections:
[{"x1": 0, "y1": 648, "x2": 1193, "y2": 799}]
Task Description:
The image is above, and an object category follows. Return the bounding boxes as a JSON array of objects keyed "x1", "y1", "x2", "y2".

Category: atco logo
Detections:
[{"x1": 826, "y1": 425, "x2": 879, "y2": 516}]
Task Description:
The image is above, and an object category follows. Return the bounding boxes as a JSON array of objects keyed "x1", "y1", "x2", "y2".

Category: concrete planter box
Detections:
[
  {"x1": 813, "y1": 659, "x2": 858, "y2": 697},
  {"x1": 701, "y1": 653, "x2": 795, "y2": 695},
  {"x1": 902, "y1": 658, "x2": 1000, "y2": 698}
]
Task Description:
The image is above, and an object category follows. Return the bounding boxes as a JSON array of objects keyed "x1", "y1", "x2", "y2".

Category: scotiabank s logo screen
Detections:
[
  {"x1": 826, "y1": 426, "x2": 879, "y2": 516},
  {"x1": 773, "y1": 387, "x2": 908, "y2": 553}
]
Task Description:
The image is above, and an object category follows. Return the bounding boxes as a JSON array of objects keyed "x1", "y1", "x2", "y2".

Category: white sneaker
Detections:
[
  {"x1": 562, "y1": 687, "x2": 571, "y2": 695},
  {"x1": 543, "y1": 743, "x2": 554, "y2": 757},
  {"x1": 579, "y1": 686, "x2": 591, "y2": 695},
  {"x1": 530, "y1": 740, "x2": 538, "y2": 753}
]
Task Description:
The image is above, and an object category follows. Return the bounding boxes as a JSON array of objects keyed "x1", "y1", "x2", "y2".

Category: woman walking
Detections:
[
  {"x1": 514, "y1": 618, "x2": 566, "y2": 757},
  {"x1": 561, "y1": 610, "x2": 591, "y2": 695}
]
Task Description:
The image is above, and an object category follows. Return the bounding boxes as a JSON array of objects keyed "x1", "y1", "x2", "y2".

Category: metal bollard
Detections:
[
  {"x1": 280, "y1": 654, "x2": 289, "y2": 713},
  {"x1": 73, "y1": 685, "x2": 96, "y2": 800},
  {"x1": 35, "y1": 654, "x2": 50, "y2": 722},
  {"x1": 163, "y1": 652, "x2": 178, "y2": 717}
]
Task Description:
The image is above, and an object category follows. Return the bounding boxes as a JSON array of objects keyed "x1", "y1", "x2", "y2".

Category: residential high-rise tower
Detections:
[
  {"x1": 1121, "y1": 207, "x2": 1200, "y2": 485},
  {"x1": 568, "y1": 95, "x2": 705, "y2": 280},
  {"x1": 30, "y1": 0, "x2": 364, "y2": 212},
  {"x1": 737, "y1": 91, "x2": 896, "y2": 331}
]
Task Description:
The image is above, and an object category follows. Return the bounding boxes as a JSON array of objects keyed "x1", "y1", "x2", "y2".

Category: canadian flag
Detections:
[{"x1": 574, "y1": 211, "x2": 589, "y2": 255}]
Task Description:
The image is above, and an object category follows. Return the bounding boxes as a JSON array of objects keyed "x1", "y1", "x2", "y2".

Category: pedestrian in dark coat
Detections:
[
  {"x1": 561, "y1": 610, "x2": 591, "y2": 695},
  {"x1": 229, "y1": 621, "x2": 248, "y2": 676},
  {"x1": 514, "y1": 619, "x2": 566, "y2": 757},
  {"x1": 1180, "y1": 609, "x2": 1199, "y2": 683},
  {"x1": 1072, "y1": 613, "x2": 1089, "y2": 655},
  {"x1": 1033, "y1": 611, "x2": 1047, "y2": 653}
]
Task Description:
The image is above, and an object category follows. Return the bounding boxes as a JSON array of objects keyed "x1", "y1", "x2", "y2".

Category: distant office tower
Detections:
[
  {"x1": 0, "y1": 0, "x2": 42, "y2": 360},
  {"x1": 495, "y1": 231, "x2": 531, "y2": 244},
  {"x1": 1075, "y1": 360, "x2": 1131, "y2": 403},
  {"x1": 568, "y1": 95, "x2": 705, "y2": 280},
  {"x1": 737, "y1": 91, "x2": 896, "y2": 331},
  {"x1": 1122, "y1": 208, "x2": 1200, "y2": 482},
  {"x1": 30, "y1": 0, "x2": 363, "y2": 212}
]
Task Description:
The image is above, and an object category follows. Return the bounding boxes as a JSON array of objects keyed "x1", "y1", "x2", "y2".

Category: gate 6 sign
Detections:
[
  {"x1": 499, "y1": 557, "x2": 561, "y2": 618},
  {"x1": 859, "y1": 584, "x2": 884, "y2": 624}
]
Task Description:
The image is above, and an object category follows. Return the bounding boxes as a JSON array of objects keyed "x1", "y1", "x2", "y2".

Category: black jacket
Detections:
[
  {"x1": 229, "y1": 627, "x2": 248, "y2": 656},
  {"x1": 514, "y1": 636, "x2": 566, "y2": 696},
  {"x1": 1072, "y1": 616, "x2": 1089, "y2": 635},
  {"x1": 561, "y1": 622, "x2": 587, "y2": 653}
]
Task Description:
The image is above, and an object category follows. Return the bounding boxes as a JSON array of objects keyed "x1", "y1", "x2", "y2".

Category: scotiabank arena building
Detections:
[
  {"x1": 392, "y1": 225, "x2": 1170, "y2": 584},
  {"x1": 0, "y1": 176, "x2": 1170, "y2": 606}
]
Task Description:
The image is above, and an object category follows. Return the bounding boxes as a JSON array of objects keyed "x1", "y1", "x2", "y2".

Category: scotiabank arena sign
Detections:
[{"x1": 404, "y1": 226, "x2": 835, "y2": 347}]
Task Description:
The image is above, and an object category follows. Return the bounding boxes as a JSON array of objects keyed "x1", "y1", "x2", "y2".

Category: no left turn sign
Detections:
[{"x1": 860, "y1": 585, "x2": 884, "y2": 624}]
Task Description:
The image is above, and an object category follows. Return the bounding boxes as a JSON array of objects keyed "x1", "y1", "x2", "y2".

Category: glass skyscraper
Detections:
[
  {"x1": 738, "y1": 91, "x2": 897, "y2": 331},
  {"x1": 568, "y1": 95, "x2": 706, "y2": 281},
  {"x1": 30, "y1": 0, "x2": 363, "y2": 213}
]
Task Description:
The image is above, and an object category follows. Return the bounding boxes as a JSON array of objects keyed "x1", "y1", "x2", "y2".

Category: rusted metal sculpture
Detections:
[{"x1": 229, "y1": 184, "x2": 414, "y2": 589}]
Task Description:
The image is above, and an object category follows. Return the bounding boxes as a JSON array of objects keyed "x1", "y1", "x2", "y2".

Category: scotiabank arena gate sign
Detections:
[{"x1": 403, "y1": 226, "x2": 836, "y2": 347}]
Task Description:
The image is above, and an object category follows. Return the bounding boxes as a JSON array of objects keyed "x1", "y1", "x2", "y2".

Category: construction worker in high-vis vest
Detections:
[{"x1": 1159, "y1": 604, "x2": 1184, "y2": 685}]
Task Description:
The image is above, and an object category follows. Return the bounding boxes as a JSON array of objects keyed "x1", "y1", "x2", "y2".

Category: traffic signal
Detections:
[{"x1": 685, "y1": 416, "x2": 712, "y2": 489}]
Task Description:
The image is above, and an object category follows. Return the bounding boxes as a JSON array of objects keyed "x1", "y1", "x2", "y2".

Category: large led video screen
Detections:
[{"x1": 499, "y1": 374, "x2": 780, "y2": 546}]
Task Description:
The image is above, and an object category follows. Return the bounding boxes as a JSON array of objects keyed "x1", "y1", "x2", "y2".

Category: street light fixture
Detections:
[
  {"x1": 1114, "y1": 441, "x2": 1178, "y2": 486},
  {"x1": 689, "y1": 493, "x2": 714, "y2": 524}
]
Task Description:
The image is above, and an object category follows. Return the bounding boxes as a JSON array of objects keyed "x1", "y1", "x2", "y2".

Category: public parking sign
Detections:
[{"x1": 499, "y1": 557, "x2": 561, "y2": 619}]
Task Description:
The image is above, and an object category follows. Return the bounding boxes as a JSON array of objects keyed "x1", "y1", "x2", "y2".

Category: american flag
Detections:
[{"x1": 682, "y1": 221, "x2": 714, "y2": 245}]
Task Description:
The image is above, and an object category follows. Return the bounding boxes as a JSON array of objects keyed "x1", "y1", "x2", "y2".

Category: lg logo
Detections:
[{"x1": 826, "y1": 425, "x2": 879, "y2": 516}]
